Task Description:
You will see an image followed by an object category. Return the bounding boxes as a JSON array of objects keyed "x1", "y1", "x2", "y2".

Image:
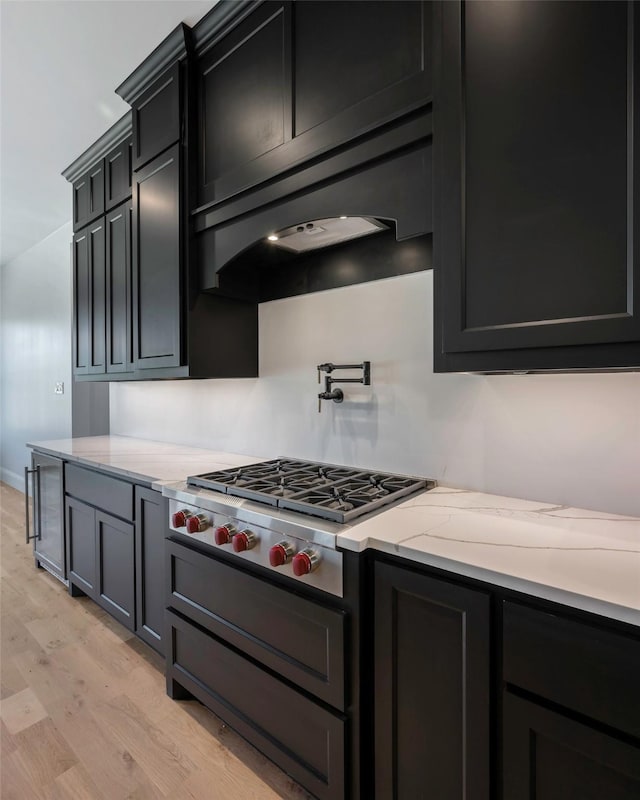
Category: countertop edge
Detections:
[{"x1": 338, "y1": 536, "x2": 640, "y2": 627}]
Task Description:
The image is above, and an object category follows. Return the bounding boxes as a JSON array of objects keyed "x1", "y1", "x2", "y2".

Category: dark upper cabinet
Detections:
[
  {"x1": 106, "y1": 200, "x2": 133, "y2": 373},
  {"x1": 72, "y1": 219, "x2": 106, "y2": 375},
  {"x1": 196, "y1": 1, "x2": 432, "y2": 208},
  {"x1": 73, "y1": 159, "x2": 105, "y2": 231},
  {"x1": 294, "y1": 2, "x2": 431, "y2": 138},
  {"x1": 132, "y1": 144, "x2": 183, "y2": 370},
  {"x1": 105, "y1": 137, "x2": 132, "y2": 210},
  {"x1": 434, "y1": 0, "x2": 640, "y2": 371},
  {"x1": 374, "y1": 560, "x2": 491, "y2": 800},
  {"x1": 132, "y1": 62, "x2": 182, "y2": 172}
]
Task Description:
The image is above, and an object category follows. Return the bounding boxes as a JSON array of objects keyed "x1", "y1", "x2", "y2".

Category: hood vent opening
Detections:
[
  {"x1": 266, "y1": 216, "x2": 388, "y2": 253},
  {"x1": 207, "y1": 222, "x2": 433, "y2": 304}
]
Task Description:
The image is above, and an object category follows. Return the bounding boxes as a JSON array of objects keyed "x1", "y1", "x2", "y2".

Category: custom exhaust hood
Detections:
[{"x1": 195, "y1": 135, "x2": 434, "y2": 300}]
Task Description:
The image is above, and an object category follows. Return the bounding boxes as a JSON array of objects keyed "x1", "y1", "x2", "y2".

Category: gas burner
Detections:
[{"x1": 187, "y1": 459, "x2": 435, "y2": 524}]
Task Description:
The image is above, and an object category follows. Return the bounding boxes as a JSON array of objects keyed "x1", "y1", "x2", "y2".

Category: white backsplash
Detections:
[{"x1": 110, "y1": 271, "x2": 640, "y2": 516}]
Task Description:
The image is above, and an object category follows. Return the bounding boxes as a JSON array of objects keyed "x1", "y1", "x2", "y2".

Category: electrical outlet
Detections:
[{"x1": 54, "y1": 382, "x2": 64, "y2": 395}]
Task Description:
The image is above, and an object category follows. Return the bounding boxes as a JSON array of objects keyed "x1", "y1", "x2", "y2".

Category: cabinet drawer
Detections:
[
  {"x1": 65, "y1": 463, "x2": 133, "y2": 520},
  {"x1": 167, "y1": 539, "x2": 345, "y2": 709},
  {"x1": 503, "y1": 601, "x2": 640, "y2": 738},
  {"x1": 167, "y1": 610, "x2": 345, "y2": 800}
]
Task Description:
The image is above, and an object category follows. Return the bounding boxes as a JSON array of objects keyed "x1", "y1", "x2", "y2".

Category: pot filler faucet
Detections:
[{"x1": 317, "y1": 361, "x2": 371, "y2": 412}]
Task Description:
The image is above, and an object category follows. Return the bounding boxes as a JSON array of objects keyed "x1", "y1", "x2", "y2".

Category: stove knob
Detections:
[
  {"x1": 269, "y1": 541, "x2": 296, "y2": 567},
  {"x1": 171, "y1": 508, "x2": 193, "y2": 527},
  {"x1": 232, "y1": 529, "x2": 258, "y2": 552},
  {"x1": 292, "y1": 548, "x2": 321, "y2": 576},
  {"x1": 185, "y1": 514, "x2": 209, "y2": 534},
  {"x1": 214, "y1": 524, "x2": 236, "y2": 545}
]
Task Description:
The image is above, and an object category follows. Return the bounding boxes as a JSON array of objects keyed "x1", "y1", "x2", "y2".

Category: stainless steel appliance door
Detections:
[{"x1": 32, "y1": 452, "x2": 65, "y2": 580}]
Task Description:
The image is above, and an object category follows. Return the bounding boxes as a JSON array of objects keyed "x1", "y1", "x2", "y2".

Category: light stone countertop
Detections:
[
  {"x1": 27, "y1": 435, "x2": 263, "y2": 488},
  {"x1": 27, "y1": 436, "x2": 640, "y2": 626},
  {"x1": 337, "y1": 486, "x2": 640, "y2": 626}
]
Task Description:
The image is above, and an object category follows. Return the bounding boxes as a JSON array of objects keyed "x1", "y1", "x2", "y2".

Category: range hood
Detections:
[{"x1": 266, "y1": 217, "x2": 388, "y2": 254}]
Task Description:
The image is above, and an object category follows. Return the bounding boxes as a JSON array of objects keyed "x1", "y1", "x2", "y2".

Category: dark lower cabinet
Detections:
[
  {"x1": 65, "y1": 496, "x2": 135, "y2": 631},
  {"x1": 135, "y1": 487, "x2": 166, "y2": 655},
  {"x1": 374, "y1": 560, "x2": 491, "y2": 800},
  {"x1": 65, "y1": 496, "x2": 97, "y2": 598},
  {"x1": 434, "y1": 0, "x2": 640, "y2": 371},
  {"x1": 503, "y1": 693, "x2": 640, "y2": 800},
  {"x1": 96, "y1": 511, "x2": 134, "y2": 630}
]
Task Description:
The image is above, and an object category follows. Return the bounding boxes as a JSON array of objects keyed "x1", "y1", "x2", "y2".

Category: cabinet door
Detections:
[
  {"x1": 132, "y1": 145, "x2": 182, "y2": 370},
  {"x1": 106, "y1": 201, "x2": 132, "y2": 373},
  {"x1": 132, "y1": 62, "x2": 181, "y2": 172},
  {"x1": 32, "y1": 453, "x2": 65, "y2": 579},
  {"x1": 72, "y1": 228, "x2": 90, "y2": 375},
  {"x1": 88, "y1": 220, "x2": 106, "y2": 374},
  {"x1": 375, "y1": 561, "x2": 490, "y2": 800},
  {"x1": 135, "y1": 487, "x2": 166, "y2": 654},
  {"x1": 96, "y1": 511, "x2": 135, "y2": 631},
  {"x1": 435, "y1": 1, "x2": 640, "y2": 371},
  {"x1": 65, "y1": 497, "x2": 97, "y2": 598},
  {"x1": 105, "y1": 137, "x2": 132, "y2": 210},
  {"x1": 73, "y1": 160, "x2": 105, "y2": 231},
  {"x1": 503, "y1": 692, "x2": 640, "y2": 800}
]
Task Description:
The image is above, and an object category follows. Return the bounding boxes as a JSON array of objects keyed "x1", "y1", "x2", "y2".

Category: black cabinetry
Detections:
[
  {"x1": 434, "y1": 0, "x2": 640, "y2": 371},
  {"x1": 105, "y1": 200, "x2": 133, "y2": 373},
  {"x1": 132, "y1": 145, "x2": 182, "y2": 370},
  {"x1": 65, "y1": 464, "x2": 135, "y2": 630},
  {"x1": 165, "y1": 539, "x2": 360, "y2": 800},
  {"x1": 502, "y1": 602, "x2": 640, "y2": 798},
  {"x1": 374, "y1": 560, "x2": 490, "y2": 800},
  {"x1": 132, "y1": 60, "x2": 182, "y2": 171},
  {"x1": 73, "y1": 159, "x2": 104, "y2": 232},
  {"x1": 196, "y1": 1, "x2": 432, "y2": 208},
  {"x1": 72, "y1": 219, "x2": 106, "y2": 375},
  {"x1": 135, "y1": 486, "x2": 166, "y2": 655},
  {"x1": 105, "y1": 137, "x2": 132, "y2": 210}
]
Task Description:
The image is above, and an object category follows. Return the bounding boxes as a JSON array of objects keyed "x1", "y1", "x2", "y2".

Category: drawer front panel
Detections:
[
  {"x1": 167, "y1": 610, "x2": 345, "y2": 800},
  {"x1": 65, "y1": 463, "x2": 133, "y2": 520},
  {"x1": 503, "y1": 601, "x2": 640, "y2": 738},
  {"x1": 167, "y1": 540, "x2": 345, "y2": 709}
]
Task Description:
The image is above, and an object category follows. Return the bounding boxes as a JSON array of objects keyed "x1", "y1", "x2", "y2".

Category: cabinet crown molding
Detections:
[
  {"x1": 193, "y1": 0, "x2": 261, "y2": 57},
  {"x1": 115, "y1": 23, "x2": 191, "y2": 105},
  {"x1": 62, "y1": 112, "x2": 132, "y2": 183}
]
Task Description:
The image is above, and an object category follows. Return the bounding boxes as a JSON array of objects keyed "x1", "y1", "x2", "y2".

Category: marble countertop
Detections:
[
  {"x1": 27, "y1": 435, "x2": 262, "y2": 487},
  {"x1": 28, "y1": 436, "x2": 640, "y2": 626},
  {"x1": 338, "y1": 486, "x2": 640, "y2": 626}
]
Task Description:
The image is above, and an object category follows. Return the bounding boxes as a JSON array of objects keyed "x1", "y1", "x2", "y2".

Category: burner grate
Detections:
[{"x1": 187, "y1": 458, "x2": 432, "y2": 523}]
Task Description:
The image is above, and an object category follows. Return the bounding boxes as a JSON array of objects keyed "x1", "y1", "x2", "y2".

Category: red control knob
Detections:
[
  {"x1": 186, "y1": 514, "x2": 209, "y2": 534},
  {"x1": 171, "y1": 509, "x2": 192, "y2": 527},
  {"x1": 232, "y1": 529, "x2": 258, "y2": 552},
  {"x1": 214, "y1": 525, "x2": 235, "y2": 545},
  {"x1": 269, "y1": 541, "x2": 295, "y2": 567},
  {"x1": 292, "y1": 548, "x2": 320, "y2": 576}
]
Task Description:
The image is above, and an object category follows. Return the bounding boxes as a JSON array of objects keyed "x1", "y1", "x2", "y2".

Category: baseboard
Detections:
[{"x1": 0, "y1": 467, "x2": 24, "y2": 493}]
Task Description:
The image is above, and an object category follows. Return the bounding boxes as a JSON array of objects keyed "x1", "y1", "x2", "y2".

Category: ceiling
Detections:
[{"x1": 0, "y1": 0, "x2": 215, "y2": 268}]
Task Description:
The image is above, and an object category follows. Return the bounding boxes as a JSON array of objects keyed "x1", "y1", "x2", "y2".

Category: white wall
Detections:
[
  {"x1": 110, "y1": 271, "x2": 640, "y2": 516},
  {"x1": 0, "y1": 224, "x2": 74, "y2": 488}
]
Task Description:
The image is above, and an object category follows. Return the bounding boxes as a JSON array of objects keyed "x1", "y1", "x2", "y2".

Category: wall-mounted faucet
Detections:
[{"x1": 317, "y1": 361, "x2": 371, "y2": 412}]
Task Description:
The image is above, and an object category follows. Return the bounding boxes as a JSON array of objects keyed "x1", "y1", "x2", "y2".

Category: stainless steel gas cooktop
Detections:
[{"x1": 186, "y1": 458, "x2": 434, "y2": 524}]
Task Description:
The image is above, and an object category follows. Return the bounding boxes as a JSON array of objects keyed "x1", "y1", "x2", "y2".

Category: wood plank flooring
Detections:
[{"x1": 0, "y1": 482, "x2": 311, "y2": 800}]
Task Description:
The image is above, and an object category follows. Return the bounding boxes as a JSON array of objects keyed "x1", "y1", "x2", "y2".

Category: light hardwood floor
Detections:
[{"x1": 0, "y1": 482, "x2": 311, "y2": 800}]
